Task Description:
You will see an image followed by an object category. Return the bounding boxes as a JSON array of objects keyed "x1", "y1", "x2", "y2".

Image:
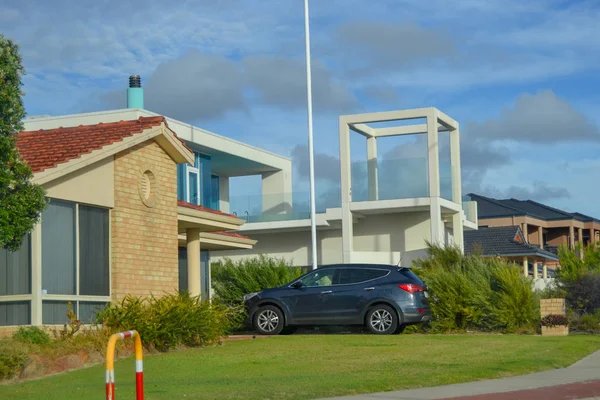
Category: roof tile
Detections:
[{"x1": 16, "y1": 116, "x2": 167, "y2": 173}]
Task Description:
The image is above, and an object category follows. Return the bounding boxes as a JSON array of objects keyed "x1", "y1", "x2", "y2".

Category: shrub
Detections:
[
  {"x1": 0, "y1": 339, "x2": 27, "y2": 379},
  {"x1": 541, "y1": 314, "x2": 569, "y2": 327},
  {"x1": 97, "y1": 292, "x2": 234, "y2": 352},
  {"x1": 12, "y1": 326, "x2": 50, "y2": 345},
  {"x1": 212, "y1": 255, "x2": 304, "y2": 307},
  {"x1": 413, "y1": 244, "x2": 539, "y2": 333}
]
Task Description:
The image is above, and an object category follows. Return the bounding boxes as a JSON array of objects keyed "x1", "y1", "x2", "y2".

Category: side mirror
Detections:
[{"x1": 291, "y1": 281, "x2": 304, "y2": 289}]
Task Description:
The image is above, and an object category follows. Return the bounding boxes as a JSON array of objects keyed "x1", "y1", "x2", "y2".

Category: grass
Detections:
[{"x1": 2, "y1": 334, "x2": 600, "y2": 400}]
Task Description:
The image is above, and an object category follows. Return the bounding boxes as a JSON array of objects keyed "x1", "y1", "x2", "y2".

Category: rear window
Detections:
[
  {"x1": 336, "y1": 268, "x2": 389, "y2": 285},
  {"x1": 398, "y1": 268, "x2": 424, "y2": 284}
]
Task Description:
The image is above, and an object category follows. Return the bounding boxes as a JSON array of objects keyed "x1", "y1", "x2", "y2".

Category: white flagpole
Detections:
[{"x1": 304, "y1": 0, "x2": 318, "y2": 270}]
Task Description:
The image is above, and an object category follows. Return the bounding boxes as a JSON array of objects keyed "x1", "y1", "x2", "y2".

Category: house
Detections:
[
  {"x1": 466, "y1": 193, "x2": 600, "y2": 255},
  {"x1": 0, "y1": 113, "x2": 256, "y2": 329},
  {"x1": 464, "y1": 226, "x2": 559, "y2": 280},
  {"x1": 215, "y1": 108, "x2": 479, "y2": 267}
]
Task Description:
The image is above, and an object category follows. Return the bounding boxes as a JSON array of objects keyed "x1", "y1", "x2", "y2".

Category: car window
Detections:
[
  {"x1": 337, "y1": 268, "x2": 389, "y2": 285},
  {"x1": 299, "y1": 269, "x2": 335, "y2": 287}
]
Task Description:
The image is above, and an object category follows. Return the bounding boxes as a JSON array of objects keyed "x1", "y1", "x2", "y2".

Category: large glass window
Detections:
[
  {"x1": 211, "y1": 175, "x2": 220, "y2": 210},
  {"x1": 79, "y1": 205, "x2": 110, "y2": 296},
  {"x1": 176, "y1": 151, "x2": 219, "y2": 210},
  {"x1": 42, "y1": 199, "x2": 76, "y2": 295},
  {"x1": 0, "y1": 301, "x2": 30, "y2": 326},
  {"x1": 41, "y1": 199, "x2": 110, "y2": 325},
  {"x1": 0, "y1": 235, "x2": 31, "y2": 295}
]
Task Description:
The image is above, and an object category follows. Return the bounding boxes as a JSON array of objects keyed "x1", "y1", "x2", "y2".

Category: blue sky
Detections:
[{"x1": 3, "y1": 0, "x2": 600, "y2": 216}]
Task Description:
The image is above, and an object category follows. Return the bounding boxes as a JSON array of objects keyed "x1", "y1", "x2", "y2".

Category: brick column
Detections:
[{"x1": 186, "y1": 228, "x2": 201, "y2": 297}]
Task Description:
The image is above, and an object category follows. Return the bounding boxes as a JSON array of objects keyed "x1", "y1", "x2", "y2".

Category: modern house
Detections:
[
  {"x1": 0, "y1": 112, "x2": 258, "y2": 330},
  {"x1": 466, "y1": 193, "x2": 600, "y2": 254},
  {"x1": 464, "y1": 226, "x2": 559, "y2": 280},
  {"x1": 216, "y1": 108, "x2": 479, "y2": 267}
]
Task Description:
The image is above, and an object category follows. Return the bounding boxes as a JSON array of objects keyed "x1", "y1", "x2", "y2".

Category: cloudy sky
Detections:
[{"x1": 3, "y1": 0, "x2": 600, "y2": 216}]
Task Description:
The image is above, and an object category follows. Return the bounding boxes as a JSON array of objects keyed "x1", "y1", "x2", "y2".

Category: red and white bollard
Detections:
[{"x1": 105, "y1": 330, "x2": 144, "y2": 400}]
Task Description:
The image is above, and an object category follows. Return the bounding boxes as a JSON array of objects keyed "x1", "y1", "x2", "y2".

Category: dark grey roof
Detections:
[
  {"x1": 464, "y1": 226, "x2": 559, "y2": 261},
  {"x1": 467, "y1": 193, "x2": 599, "y2": 222}
]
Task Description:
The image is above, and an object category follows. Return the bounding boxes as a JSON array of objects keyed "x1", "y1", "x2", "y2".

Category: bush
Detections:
[
  {"x1": 97, "y1": 292, "x2": 234, "y2": 352},
  {"x1": 0, "y1": 340, "x2": 27, "y2": 379},
  {"x1": 212, "y1": 255, "x2": 304, "y2": 307},
  {"x1": 13, "y1": 326, "x2": 50, "y2": 345},
  {"x1": 541, "y1": 314, "x2": 569, "y2": 327},
  {"x1": 413, "y1": 244, "x2": 539, "y2": 333}
]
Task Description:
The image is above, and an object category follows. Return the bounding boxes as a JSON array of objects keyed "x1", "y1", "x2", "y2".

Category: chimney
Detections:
[{"x1": 127, "y1": 75, "x2": 144, "y2": 109}]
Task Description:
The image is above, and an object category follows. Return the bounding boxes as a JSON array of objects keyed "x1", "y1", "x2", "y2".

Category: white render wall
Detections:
[{"x1": 212, "y1": 212, "x2": 433, "y2": 267}]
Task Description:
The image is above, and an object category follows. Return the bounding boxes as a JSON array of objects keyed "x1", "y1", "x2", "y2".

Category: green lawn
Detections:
[{"x1": 2, "y1": 334, "x2": 600, "y2": 400}]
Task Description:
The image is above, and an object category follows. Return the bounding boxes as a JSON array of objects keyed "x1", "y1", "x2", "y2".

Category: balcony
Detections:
[{"x1": 229, "y1": 157, "x2": 461, "y2": 223}]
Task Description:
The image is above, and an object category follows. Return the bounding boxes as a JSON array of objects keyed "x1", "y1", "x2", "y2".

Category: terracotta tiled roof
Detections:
[
  {"x1": 177, "y1": 200, "x2": 240, "y2": 219},
  {"x1": 16, "y1": 116, "x2": 167, "y2": 173},
  {"x1": 213, "y1": 231, "x2": 251, "y2": 240}
]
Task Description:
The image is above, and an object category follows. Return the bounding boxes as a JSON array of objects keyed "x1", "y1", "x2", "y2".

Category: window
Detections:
[
  {"x1": 0, "y1": 301, "x2": 30, "y2": 326},
  {"x1": 42, "y1": 199, "x2": 76, "y2": 295},
  {"x1": 79, "y1": 205, "x2": 109, "y2": 296},
  {"x1": 299, "y1": 269, "x2": 336, "y2": 287},
  {"x1": 178, "y1": 248, "x2": 210, "y2": 296},
  {"x1": 177, "y1": 151, "x2": 220, "y2": 210},
  {"x1": 336, "y1": 268, "x2": 389, "y2": 285},
  {"x1": 41, "y1": 198, "x2": 110, "y2": 324},
  {"x1": 0, "y1": 235, "x2": 31, "y2": 296}
]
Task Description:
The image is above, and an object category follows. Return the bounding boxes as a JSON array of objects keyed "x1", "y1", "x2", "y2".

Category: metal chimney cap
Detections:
[{"x1": 129, "y1": 75, "x2": 141, "y2": 88}]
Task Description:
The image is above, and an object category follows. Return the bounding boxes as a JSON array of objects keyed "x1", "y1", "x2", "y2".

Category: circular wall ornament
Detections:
[{"x1": 139, "y1": 170, "x2": 156, "y2": 208}]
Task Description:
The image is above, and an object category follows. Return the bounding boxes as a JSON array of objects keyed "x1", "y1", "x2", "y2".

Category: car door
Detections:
[
  {"x1": 285, "y1": 269, "x2": 338, "y2": 325},
  {"x1": 329, "y1": 267, "x2": 390, "y2": 324}
]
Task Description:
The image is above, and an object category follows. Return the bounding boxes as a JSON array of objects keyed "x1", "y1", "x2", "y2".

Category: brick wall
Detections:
[
  {"x1": 111, "y1": 141, "x2": 179, "y2": 300},
  {"x1": 540, "y1": 298, "x2": 566, "y2": 318}
]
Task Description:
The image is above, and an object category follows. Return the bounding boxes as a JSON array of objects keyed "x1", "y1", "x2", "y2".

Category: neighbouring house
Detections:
[
  {"x1": 464, "y1": 226, "x2": 559, "y2": 280},
  {"x1": 466, "y1": 193, "x2": 600, "y2": 256},
  {"x1": 0, "y1": 113, "x2": 256, "y2": 330},
  {"x1": 215, "y1": 108, "x2": 479, "y2": 267}
]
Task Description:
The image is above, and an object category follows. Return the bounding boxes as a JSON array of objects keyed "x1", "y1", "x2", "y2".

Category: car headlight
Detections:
[{"x1": 243, "y1": 292, "x2": 259, "y2": 302}]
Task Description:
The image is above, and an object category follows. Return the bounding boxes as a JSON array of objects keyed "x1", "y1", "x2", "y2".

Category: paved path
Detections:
[{"x1": 319, "y1": 350, "x2": 600, "y2": 400}]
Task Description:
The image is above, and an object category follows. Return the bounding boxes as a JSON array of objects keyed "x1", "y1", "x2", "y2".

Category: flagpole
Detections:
[{"x1": 304, "y1": 0, "x2": 318, "y2": 270}]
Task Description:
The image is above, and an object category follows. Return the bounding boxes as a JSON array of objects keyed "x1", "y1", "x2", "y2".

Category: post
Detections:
[
  {"x1": 367, "y1": 137, "x2": 378, "y2": 201},
  {"x1": 569, "y1": 225, "x2": 575, "y2": 249},
  {"x1": 449, "y1": 126, "x2": 462, "y2": 203},
  {"x1": 304, "y1": 0, "x2": 318, "y2": 270},
  {"x1": 523, "y1": 257, "x2": 528, "y2": 277},
  {"x1": 522, "y1": 223, "x2": 528, "y2": 242},
  {"x1": 339, "y1": 120, "x2": 353, "y2": 263},
  {"x1": 533, "y1": 261, "x2": 539, "y2": 279},
  {"x1": 426, "y1": 109, "x2": 440, "y2": 198},
  {"x1": 543, "y1": 264, "x2": 548, "y2": 281},
  {"x1": 538, "y1": 226, "x2": 543, "y2": 249},
  {"x1": 106, "y1": 330, "x2": 144, "y2": 400},
  {"x1": 186, "y1": 228, "x2": 201, "y2": 297},
  {"x1": 430, "y1": 197, "x2": 444, "y2": 246},
  {"x1": 30, "y1": 223, "x2": 43, "y2": 326}
]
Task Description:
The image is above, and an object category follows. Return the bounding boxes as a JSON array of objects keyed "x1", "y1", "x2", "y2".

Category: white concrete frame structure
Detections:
[{"x1": 339, "y1": 107, "x2": 465, "y2": 263}]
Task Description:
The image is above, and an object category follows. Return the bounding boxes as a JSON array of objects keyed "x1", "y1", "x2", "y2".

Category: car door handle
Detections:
[
  {"x1": 364, "y1": 287, "x2": 375, "y2": 291},
  {"x1": 321, "y1": 290, "x2": 333, "y2": 294}
]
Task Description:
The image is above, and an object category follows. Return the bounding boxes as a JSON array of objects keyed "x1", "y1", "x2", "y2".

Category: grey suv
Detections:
[{"x1": 244, "y1": 264, "x2": 431, "y2": 335}]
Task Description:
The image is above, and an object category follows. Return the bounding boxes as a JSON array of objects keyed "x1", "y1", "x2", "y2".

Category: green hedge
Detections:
[
  {"x1": 412, "y1": 244, "x2": 539, "y2": 333},
  {"x1": 211, "y1": 255, "x2": 304, "y2": 307},
  {"x1": 97, "y1": 292, "x2": 235, "y2": 351}
]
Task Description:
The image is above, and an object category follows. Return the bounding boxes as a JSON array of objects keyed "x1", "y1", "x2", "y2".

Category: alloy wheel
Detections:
[
  {"x1": 370, "y1": 309, "x2": 393, "y2": 332},
  {"x1": 258, "y1": 309, "x2": 280, "y2": 333}
]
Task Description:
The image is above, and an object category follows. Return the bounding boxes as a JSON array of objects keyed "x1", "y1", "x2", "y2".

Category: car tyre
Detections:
[
  {"x1": 253, "y1": 305, "x2": 285, "y2": 335},
  {"x1": 366, "y1": 304, "x2": 399, "y2": 335}
]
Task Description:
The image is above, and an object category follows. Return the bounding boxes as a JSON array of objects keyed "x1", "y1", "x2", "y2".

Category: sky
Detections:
[{"x1": 2, "y1": 0, "x2": 600, "y2": 216}]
